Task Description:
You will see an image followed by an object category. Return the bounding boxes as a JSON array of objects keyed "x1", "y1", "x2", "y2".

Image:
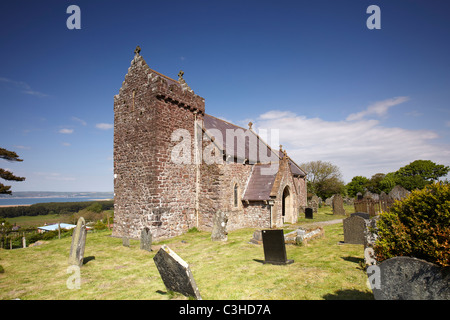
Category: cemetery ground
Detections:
[{"x1": 0, "y1": 204, "x2": 374, "y2": 300}]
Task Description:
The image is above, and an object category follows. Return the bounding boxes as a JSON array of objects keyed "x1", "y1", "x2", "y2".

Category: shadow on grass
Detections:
[
  {"x1": 83, "y1": 256, "x2": 96, "y2": 264},
  {"x1": 323, "y1": 289, "x2": 374, "y2": 300},
  {"x1": 342, "y1": 256, "x2": 364, "y2": 264}
]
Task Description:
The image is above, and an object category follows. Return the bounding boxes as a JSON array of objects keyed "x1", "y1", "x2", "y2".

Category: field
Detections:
[{"x1": 0, "y1": 205, "x2": 374, "y2": 300}]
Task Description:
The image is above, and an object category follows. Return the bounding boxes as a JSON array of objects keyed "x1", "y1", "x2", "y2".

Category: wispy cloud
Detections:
[
  {"x1": 34, "y1": 172, "x2": 76, "y2": 181},
  {"x1": 0, "y1": 76, "x2": 48, "y2": 98},
  {"x1": 254, "y1": 103, "x2": 450, "y2": 182},
  {"x1": 346, "y1": 96, "x2": 409, "y2": 121},
  {"x1": 72, "y1": 116, "x2": 87, "y2": 126},
  {"x1": 96, "y1": 123, "x2": 113, "y2": 130},
  {"x1": 59, "y1": 128, "x2": 74, "y2": 134},
  {"x1": 62, "y1": 142, "x2": 71, "y2": 147}
]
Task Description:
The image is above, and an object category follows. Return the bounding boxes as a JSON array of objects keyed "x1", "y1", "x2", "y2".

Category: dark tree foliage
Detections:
[{"x1": 0, "y1": 147, "x2": 25, "y2": 194}]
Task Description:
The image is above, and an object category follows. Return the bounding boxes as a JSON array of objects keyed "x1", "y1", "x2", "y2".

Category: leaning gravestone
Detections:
[
  {"x1": 68, "y1": 217, "x2": 87, "y2": 267},
  {"x1": 153, "y1": 245, "x2": 202, "y2": 300},
  {"x1": 343, "y1": 215, "x2": 366, "y2": 244},
  {"x1": 261, "y1": 229, "x2": 294, "y2": 265},
  {"x1": 370, "y1": 256, "x2": 450, "y2": 300},
  {"x1": 140, "y1": 227, "x2": 152, "y2": 251},
  {"x1": 332, "y1": 194, "x2": 346, "y2": 215},
  {"x1": 211, "y1": 210, "x2": 228, "y2": 241}
]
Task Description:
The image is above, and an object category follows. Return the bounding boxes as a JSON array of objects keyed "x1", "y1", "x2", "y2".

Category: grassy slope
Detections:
[{"x1": 0, "y1": 205, "x2": 373, "y2": 300}]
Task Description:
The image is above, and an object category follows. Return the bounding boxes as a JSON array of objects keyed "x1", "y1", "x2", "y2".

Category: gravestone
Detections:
[
  {"x1": 310, "y1": 195, "x2": 320, "y2": 213},
  {"x1": 153, "y1": 245, "x2": 202, "y2": 300},
  {"x1": 68, "y1": 217, "x2": 87, "y2": 267},
  {"x1": 122, "y1": 237, "x2": 130, "y2": 247},
  {"x1": 364, "y1": 216, "x2": 379, "y2": 266},
  {"x1": 332, "y1": 194, "x2": 346, "y2": 215},
  {"x1": 389, "y1": 185, "x2": 410, "y2": 201},
  {"x1": 305, "y1": 207, "x2": 313, "y2": 219},
  {"x1": 140, "y1": 227, "x2": 152, "y2": 251},
  {"x1": 261, "y1": 229, "x2": 294, "y2": 265},
  {"x1": 343, "y1": 215, "x2": 366, "y2": 244},
  {"x1": 370, "y1": 256, "x2": 450, "y2": 300},
  {"x1": 211, "y1": 210, "x2": 228, "y2": 241},
  {"x1": 249, "y1": 230, "x2": 263, "y2": 244},
  {"x1": 351, "y1": 212, "x2": 370, "y2": 220}
]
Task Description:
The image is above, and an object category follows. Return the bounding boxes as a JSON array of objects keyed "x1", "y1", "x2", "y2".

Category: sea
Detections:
[{"x1": 0, "y1": 194, "x2": 113, "y2": 206}]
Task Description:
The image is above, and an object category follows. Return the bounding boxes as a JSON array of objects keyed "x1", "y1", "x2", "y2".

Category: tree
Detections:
[
  {"x1": 394, "y1": 160, "x2": 450, "y2": 191},
  {"x1": 0, "y1": 148, "x2": 25, "y2": 194},
  {"x1": 346, "y1": 176, "x2": 370, "y2": 198},
  {"x1": 301, "y1": 160, "x2": 345, "y2": 199}
]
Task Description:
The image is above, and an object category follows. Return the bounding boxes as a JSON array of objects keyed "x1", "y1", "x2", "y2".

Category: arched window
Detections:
[{"x1": 234, "y1": 183, "x2": 239, "y2": 208}]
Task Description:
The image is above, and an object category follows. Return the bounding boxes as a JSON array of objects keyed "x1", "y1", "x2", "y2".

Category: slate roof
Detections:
[
  {"x1": 242, "y1": 164, "x2": 278, "y2": 201},
  {"x1": 203, "y1": 114, "x2": 306, "y2": 177},
  {"x1": 203, "y1": 114, "x2": 306, "y2": 201}
]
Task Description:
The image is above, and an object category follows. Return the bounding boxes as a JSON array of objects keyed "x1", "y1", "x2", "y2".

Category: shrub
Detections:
[{"x1": 374, "y1": 182, "x2": 450, "y2": 267}]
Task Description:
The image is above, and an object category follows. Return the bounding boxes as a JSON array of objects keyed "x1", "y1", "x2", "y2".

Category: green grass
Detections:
[{"x1": 0, "y1": 205, "x2": 373, "y2": 300}]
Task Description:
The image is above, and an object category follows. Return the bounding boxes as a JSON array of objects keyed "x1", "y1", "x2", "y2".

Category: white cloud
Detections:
[
  {"x1": 59, "y1": 128, "x2": 74, "y2": 134},
  {"x1": 62, "y1": 142, "x2": 71, "y2": 147},
  {"x1": 72, "y1": 116, "x2": 87, "y2": 126},
  {"x1": 346, "y1": 96, "x2": 409, "y2": 121},
  {"x1": 96, "y1": 123, "x2": 113, "y2": 130},
  {"x1": 33, "y1": 172, "x2": 76, "y2": 181},
  {"x1": 0, "y1": 77, "x2": 48, "y2": 97},
  {"x1": 254, "y1": 105, "x2": 450, "y2": 183}
]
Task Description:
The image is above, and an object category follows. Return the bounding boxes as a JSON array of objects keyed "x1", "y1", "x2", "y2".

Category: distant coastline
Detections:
[{"x1": 0, "y1": 192, "x2": 114, "y2": 206}]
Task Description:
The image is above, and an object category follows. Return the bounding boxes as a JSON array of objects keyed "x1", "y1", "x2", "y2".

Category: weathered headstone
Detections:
[
  {"x1": 305, "y1": 207, "x2": 313, "y2": 219},
  {"x1": 343, "y1": 215, "x2": 366, "y2": 244},
  {"x1": 364, "y1": 216, "x2": 379, "y2": 266},
  {"x1": 68, "y1": 217, "x2": 87, "y2": 267},
  {"x1": 310, "y1": 195, "x2": 320, "y2": 213},
  {"x1": 332, "y1": 194, "x2": 346, "y2": 215},
  {"x1": 140, "y1": 227, "x2": 152, "y2": 251},
  {"x1": 389, "y1": 185, "x2": 410, "y2": 201},
  {"x1": 153, "y1": 245, "x2": 202, "y2": 300},
  {"x1": 261, "y1": 229, "x2": 294, "y2": 265},
  {"x1": 351, "y1": 212, "x2": 370, "y2": 220},
  {"x1": 370, "y1": 256, "x2": 450, "y2": 300},
  {"x1": 249, "y1": 230, "x2": 263, "y2": 244},
  {"x1": 122, "y1": 237, "x2": 130, "y2": 247},
  {"x1": 211, "y1": 210, "x2": 228, "y2": 241}
]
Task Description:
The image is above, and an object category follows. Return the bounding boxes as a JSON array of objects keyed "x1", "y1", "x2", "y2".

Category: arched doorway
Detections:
[{"x1": 282, "y1": 186, "x2": 291, "y2": 224}]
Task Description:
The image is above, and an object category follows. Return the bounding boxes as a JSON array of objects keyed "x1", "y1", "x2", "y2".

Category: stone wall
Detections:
[{"x1": 113, "y1": 53, "x2": 205, "y2": 241}]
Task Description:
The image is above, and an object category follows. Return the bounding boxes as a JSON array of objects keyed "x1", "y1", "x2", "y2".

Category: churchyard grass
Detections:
[{"x1": 0, "y1": 205, "x2": 372, "y2": 300}]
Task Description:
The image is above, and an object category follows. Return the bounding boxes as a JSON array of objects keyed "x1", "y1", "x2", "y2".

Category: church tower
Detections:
[{"x1": 113, "y1": 47, "x2": 205, "y2": 240}]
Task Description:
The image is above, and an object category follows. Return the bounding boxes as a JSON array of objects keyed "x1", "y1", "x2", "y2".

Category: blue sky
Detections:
[{"x1": 1, "y1": 0, "x2": 449, "y2": 192}]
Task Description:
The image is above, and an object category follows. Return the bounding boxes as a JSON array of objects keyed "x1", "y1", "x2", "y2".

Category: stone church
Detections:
[{"x1": 112, "y1": 47, "x2": 307, "y2": 241}]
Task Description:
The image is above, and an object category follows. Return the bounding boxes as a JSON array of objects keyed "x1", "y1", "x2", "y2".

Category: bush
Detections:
[{"x1": 374, "y1": 182, "x2": 450, "y2": 267}]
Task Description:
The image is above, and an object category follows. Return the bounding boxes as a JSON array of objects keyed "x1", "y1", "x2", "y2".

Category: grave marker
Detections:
[
  {"x1": 211, "y1": 210, "x2": 228, "y2": 241},
  {"x1": 140, "y1": 227, "x2": 152, "y2": 251},
  {"x1": 370, "y1": 256, "x2": 450, "y2": 300},
  {"x1": 261, "y1": 229, "x2": 294, "y2": 265},
  {"x1": 343, "y1": 215, "x2": 366, "y2": 244},
  {"x1": 153, "y1": 245, "x2": 202, "y2": 300},
  {"x1": 68, "y1": 217, "x2": 87, "y2": 267},
  {"x1": 332, "y1": 194, "x2": 346, "y2": 215},
  {"x1": 305, "y1": 207, "x2": 313, "y2": 219}
]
